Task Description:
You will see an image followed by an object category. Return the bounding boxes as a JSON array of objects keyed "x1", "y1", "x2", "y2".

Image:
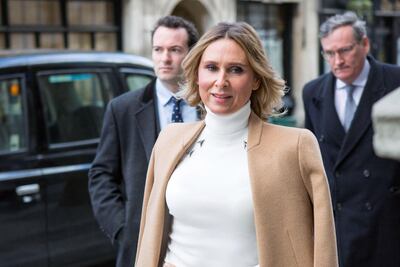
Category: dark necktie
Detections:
[
  {"x1": 343, "y1": 84, "x2": 356, "y2": 132},
  {"x1": 170, "y1": 96, "x2": 183, "y2": 123}
]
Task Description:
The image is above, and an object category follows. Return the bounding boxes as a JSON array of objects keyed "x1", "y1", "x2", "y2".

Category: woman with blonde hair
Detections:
[{"x1": 136, "y1": 21, "x2": 338, "y2": 267}]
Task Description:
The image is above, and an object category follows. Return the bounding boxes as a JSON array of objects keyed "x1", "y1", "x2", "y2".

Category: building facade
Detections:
[
  {"x1": 0, "y1": 0, "x2": 121, "y2": 51},
  {"x1": 7, "y1": 1, "x2": 397, "y2": 126}
]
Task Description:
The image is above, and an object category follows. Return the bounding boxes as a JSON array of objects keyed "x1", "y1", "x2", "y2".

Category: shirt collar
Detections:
[
  {"x1": 156, "y1": 78, "x2": 175, "y2": 106},
  {"x1": 336, "y1": 58, "x2": 370, "y2": 89}
]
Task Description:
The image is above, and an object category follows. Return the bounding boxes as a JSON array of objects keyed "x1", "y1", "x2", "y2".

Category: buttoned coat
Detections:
[
  {"x1": 302, "y1": 56, "x2": 400, "y2": 267},
  {"x1": 136, "y1": 113, "x2": 338, "y2": 267},
  {"x1": 89, "y1": 79, "x2": 160, "y2": 267}
]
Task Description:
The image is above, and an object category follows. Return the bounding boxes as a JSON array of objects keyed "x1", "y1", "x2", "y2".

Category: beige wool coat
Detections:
[{"x1": 136, "y1": 112, "x2": 338, "y2": 267}]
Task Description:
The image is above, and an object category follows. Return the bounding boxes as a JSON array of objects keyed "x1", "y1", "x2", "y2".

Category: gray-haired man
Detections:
[{"x1": 303, "y1": 11, "x2": 400, "y2": 267}]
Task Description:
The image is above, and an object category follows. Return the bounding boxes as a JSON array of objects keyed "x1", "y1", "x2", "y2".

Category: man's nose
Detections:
[
  {"x1": 333, "y1": 52, "x2": 345, "y2": 64},
  {"x1": 161, "y1": 50, "x2": 171, "y2": 61}
]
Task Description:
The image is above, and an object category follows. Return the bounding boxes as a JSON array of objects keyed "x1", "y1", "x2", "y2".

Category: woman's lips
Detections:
[
  {"x1": 211, "y1": 93, "x2": 231, "y2": 103},
  {"x1": 211, "y1": 93, "x2": 230, "y2": 99}
]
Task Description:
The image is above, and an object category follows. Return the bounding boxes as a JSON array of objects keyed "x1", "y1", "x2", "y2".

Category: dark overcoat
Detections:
[
  {"x1": 89, "y1": 79, "x2": 159, "y2": 267},
  {"x1": 302, "y1": 56, "x2": 400, "y2": 267}
]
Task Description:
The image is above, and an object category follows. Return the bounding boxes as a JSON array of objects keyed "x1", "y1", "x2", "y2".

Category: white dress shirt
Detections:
[
  {"x1": 155, "y1": 79, "x2": 198, "y2": 129},
  {"x1": 335, "y1": 59, "x2": 370, "y2": 126}
]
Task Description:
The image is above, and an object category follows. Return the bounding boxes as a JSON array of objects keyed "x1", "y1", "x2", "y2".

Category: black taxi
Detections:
[{"x1": 0, "y1": 51, "x2": 154, "y2": 266}]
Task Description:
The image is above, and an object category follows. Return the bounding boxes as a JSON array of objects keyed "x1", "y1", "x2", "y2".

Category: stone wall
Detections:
[
  {"x1": 372, "y1": 87, "x2": 400, "y2": 161},
  {"x1": 122, "y1": 0, "x2": 236, "y2": 58}
]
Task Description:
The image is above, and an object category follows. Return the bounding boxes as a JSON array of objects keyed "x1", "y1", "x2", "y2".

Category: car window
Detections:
[
  {"x1": 38, "y1": 72, "x2": 113, "y2": 145},
  {"x1": 0, "y1": 76, "x2": 27, "y2": 153},
  {"x1": 125, "y1": 73, "x2": 153, "y2": 92}
]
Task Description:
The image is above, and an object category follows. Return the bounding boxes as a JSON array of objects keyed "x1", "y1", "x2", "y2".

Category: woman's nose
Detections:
[{"x1": 215, "y1": 72, "x2": 228, "y2": 88}]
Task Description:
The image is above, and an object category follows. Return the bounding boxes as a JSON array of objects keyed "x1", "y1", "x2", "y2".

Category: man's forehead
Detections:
[
  {"x1": 153, "y1": 27, "x2": 188, "y2": 42},
  {"x1": 324, "y1": 26, "x2": 354, "y2": 40},
  {"x1": 321, "y1": 27, "x2": 355, "y2": 47}
]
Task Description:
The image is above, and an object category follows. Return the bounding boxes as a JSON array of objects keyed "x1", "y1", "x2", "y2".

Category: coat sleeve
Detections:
[
  {"x1": 88, "y1": 101, "x2": 125, "y2": 244},
  {"x1": 298, "y1": 129, "x2": 338, "y2": 267}
]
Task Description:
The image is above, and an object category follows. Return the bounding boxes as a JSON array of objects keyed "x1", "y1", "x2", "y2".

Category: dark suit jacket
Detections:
[
  {"x1": 302, "y1": 56, "x2": 400, "y2": 267},
  {"x1": 89, "y1": 79, "x2": 159, "y2": 267}
]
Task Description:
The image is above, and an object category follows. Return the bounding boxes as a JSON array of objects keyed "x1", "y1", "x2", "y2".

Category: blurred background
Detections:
[{"x1": 2, "y1": 0, "x2": 399, "y2": 126}]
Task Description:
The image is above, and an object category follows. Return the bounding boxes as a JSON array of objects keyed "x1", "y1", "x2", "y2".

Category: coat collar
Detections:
[
  {"x1": 179, "y1": 111, "x2": 263, "y2": 150},
  {"x1": 247, "y1": 112, "x2": 263, "y2": 150}
]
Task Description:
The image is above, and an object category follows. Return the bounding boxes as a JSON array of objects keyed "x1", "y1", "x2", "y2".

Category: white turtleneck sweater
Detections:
[{"x1": 165, "y1": 102, "x2": 259, "y2": 267}]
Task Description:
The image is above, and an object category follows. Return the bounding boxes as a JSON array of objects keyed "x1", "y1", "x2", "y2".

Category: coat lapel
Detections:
[
  {"x1": 247, "y1": 112, "x2": 263, "y2": 150},
  {"x1": 135, "y1": 81, "x2": 160, "y2": 161},
  {"x1": 247, "y1": 113, "x2": 278, "y2": 265},
  {"x1": 158, "y1": 122, "x2": 206, "y2": 185},
  {"x1": 319, "y1": 74, "x2": 346, "y2": 147},
  {"x1": 335, "y1": 58, "x2": 385, "y2": 167}
]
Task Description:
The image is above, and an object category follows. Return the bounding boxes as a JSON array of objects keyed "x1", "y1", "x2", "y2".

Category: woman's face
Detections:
[{"x1": 197, "y1": 38, "x2": 259, "y2": 115}]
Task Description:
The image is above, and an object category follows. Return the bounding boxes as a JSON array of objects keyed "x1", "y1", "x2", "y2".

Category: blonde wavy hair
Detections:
[{"x1": 181, "y1": 21, "x2": 286, "y2": 119}]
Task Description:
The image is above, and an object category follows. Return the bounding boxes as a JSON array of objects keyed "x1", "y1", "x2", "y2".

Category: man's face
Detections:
[
  {"x1": 321, "y1": 25, "x2": 370, "y2": 84},
  {"x1": 152, "y1": 26, "x2": 189, "y2": 92}
]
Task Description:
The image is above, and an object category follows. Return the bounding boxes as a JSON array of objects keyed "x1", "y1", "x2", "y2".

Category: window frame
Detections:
[
  {"x1": 36, "y1": 67, "x2": 115, "y2": 149},
  {"x1": 119, "y1": 67, "x2": 155, "y2": 92},
  {"x1": 0, "y1": 73, "x2": 29, "y2": 155}
]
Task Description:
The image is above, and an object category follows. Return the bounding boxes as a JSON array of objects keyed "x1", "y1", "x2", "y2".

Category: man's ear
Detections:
[{"x1": 362, "y1": 36, "x2": 370, "y2": 54}]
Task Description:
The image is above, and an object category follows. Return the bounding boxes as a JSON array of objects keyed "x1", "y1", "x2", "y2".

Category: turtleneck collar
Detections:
[{"x1": 204, "y1": 101, "x2": 251, "y2": 135}]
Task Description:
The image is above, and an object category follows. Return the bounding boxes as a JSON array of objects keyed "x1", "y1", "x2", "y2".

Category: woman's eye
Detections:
[
  {"x1": 230, "y1": 66, "x2": 243, "y2": 74},
  {"x1": 206, "y1": 64, "x2": 217, "y2": 71}
]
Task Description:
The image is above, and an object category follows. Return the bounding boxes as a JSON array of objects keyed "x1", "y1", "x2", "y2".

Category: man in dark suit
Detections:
[
  {"x1": 303, "y1": 12, "x2": 400, "y2": 267},
  {"x1": 88, "y1": 16, "x2": 199, "y2": 267}
]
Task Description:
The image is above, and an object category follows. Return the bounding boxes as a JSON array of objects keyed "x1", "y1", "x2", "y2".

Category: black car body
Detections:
[{"x1": 0, "y1": 51, "x2": 154, "y2": 266}]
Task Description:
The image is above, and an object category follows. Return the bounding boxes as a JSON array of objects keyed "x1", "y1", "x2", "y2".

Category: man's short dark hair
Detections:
[{"x1": 151, "y1": 15, "x2": 199, "y2": 49}]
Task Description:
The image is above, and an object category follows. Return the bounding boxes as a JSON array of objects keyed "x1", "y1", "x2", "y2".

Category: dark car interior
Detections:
[{"x1": 0, "y1": 52, "x2": 154, "y2": 267}]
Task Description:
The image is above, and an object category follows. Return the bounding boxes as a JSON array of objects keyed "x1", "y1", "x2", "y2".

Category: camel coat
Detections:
[{"x1": 136, "y1": 113, "x2": 338, "y2": 267}]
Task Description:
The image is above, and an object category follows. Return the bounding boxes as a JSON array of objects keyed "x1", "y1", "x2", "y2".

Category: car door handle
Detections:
[{"x1": 16, "y1": 184, "x2": 41, "y2": 203}]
